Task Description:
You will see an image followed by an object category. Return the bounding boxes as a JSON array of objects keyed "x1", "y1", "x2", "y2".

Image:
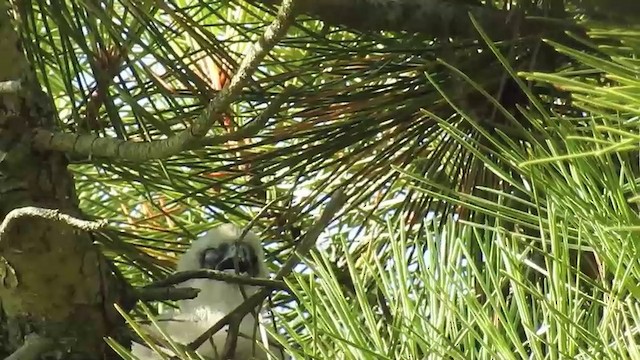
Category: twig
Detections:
[
  {"x1": 31, "y1": 0, "x2": 299, "y2": 162},
  {"x1": 6, "y1": 333, "x2": 54, "y2": 360},
  {"x1": 221, "y1": 313, "x2": 243, "y2": 360},
  {"x1": 275, "y1": 189, "x2": 346, "y2": 279},
  {"x1": 145, "y1": 269, "x2": 289, "y2": 291},
  {"x1": 134, "y1": 286, "x2": 200, "y2": 302},
  {"x1": 234, "y1": 192, "x2": 294, "y2": 248},
  {"x1": 188, "y1": 188, "x2": 347, "y2": 351},
  {"x1": 0, "y1": 206, "x2": 108, "y2": 240},
  {"x1": 201, "y1": 86, "x2": 295, "y2": 147},
  {"x1": 188, "y1": 290, "x2": 266, "y2": 351}
]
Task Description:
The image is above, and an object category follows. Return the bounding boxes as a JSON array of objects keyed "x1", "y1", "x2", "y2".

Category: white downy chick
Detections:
[{"x1": 131, "y1": 224, "x2": 285, "y2": 360}]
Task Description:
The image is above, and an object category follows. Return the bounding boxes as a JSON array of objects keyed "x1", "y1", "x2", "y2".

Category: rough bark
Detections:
[
  {"x1": 248, "y1": 0, "x2": 556, "y2": 39},
  {"x1": 0, "y1": 2, "x2": 126, "y2": 358}
]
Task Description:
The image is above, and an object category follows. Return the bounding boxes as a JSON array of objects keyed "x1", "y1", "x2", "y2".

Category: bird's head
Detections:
[{"x1": 178, "y1": 224, "x2": 268, "y2": 278}]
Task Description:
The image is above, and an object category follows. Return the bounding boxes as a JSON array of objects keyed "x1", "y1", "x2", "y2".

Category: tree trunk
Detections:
[{"x1": 0, "y1": 2, "x2": 126, "y2": 358}]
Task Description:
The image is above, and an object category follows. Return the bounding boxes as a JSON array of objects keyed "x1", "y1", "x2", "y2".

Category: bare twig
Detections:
[
  {"x1": 188, "y1": 188, "x2": 347, "y2": 351},
  {"x1": 275, "y1": 189, "x2": 347, "y2": 279},
  {"x1": 6, "y1": 333, "x2": 54, "y2": 360},
  {"x1": 31, "y1": 1, "x2": 299, "y2": 162},
  {"x1": 234, "y1": 192, "x2": 295, "y2": 249},
  {"x1": 188, "y1": 290, "x2": 266, "y2": 351},
  {"x1": 0, "y1": 206, "x2": 107, "y2": 240},
  {"x1": 201, "y1": 86, "x2": 295, "y2": 147},
  {"x1": 145, "y1": 269, "x2": 289, "y2": 291},
  {"x1": 221, "y1": 313, "x2": 243, "y2": 360},
  {"x1": 134, "y1": 286, "x2": 200, "y2": 302}
]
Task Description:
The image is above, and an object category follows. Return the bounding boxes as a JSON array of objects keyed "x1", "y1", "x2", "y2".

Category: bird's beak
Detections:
[{"x1": 202, "y1": 243, "x2": 259, "y2": 276}]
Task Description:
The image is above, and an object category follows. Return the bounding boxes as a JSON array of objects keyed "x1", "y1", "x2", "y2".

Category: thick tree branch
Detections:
[
  {"x1": 31, "y1": 0, "x2": 299, "y2": 161},
  {"x1": 0, "y1": 206, "x2": 107, "y2": 240},
  {"x1": 248, "y1": 0, "x2": 569, "y2": 38}
]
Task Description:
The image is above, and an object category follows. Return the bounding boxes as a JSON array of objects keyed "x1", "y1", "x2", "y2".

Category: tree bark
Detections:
[
  {"x1": 248, "y1": 0, "x2": 554, "y2": 39},
  {"x1": 0, "y1": 2, "x2": 126, "y2": 358}
]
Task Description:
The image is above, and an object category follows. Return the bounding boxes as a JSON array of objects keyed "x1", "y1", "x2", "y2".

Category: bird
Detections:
[{"x1": 131, "y1": 224, "x2": 286, "y2": 360}]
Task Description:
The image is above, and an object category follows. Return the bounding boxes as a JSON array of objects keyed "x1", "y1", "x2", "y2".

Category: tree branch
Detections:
[
  {"x1": 199, "y1": 85, "x2": 295, "y2": 147},
  {"x1": 31, "y1": 0, "x2": 299, "y2": 161},
  {"x1": 0, "y1": 206, "x2": 107, "y2": 240},
  {"x1": 134, "y1": 286, "x2": 200, "y2": 302},
  {"x1": 6, "y1": 334, "x2": 54, "y2": 360},
  {"x1": 145, "y1": 269, "x2": 289, "y2": 291},
  {"x1": 247, "y1": 0, "x2": 577, "y2": 39}
]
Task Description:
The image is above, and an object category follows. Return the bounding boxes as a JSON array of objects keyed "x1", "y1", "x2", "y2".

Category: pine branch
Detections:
[{"x1": 31, "y1": 1, "x2": 299, "y2": 161}]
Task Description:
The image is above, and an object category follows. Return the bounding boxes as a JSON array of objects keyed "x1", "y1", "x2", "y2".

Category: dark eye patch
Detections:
[
  {"x1": 200, "y1": 244, "x2": 227, "y2": 269},
  {"x1": 198, "y1": 243, "x2": 260, "y2": 276},
  {"x1": 216, "y1": 257, "x2": 251, "y2": 273}
]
